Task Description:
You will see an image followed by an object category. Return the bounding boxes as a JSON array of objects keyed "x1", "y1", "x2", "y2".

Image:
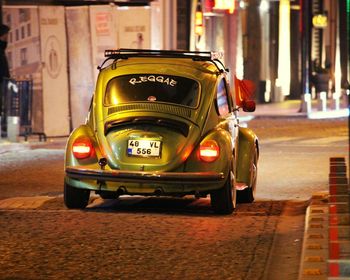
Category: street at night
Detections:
[
  {"x1": 0, "y1": 117, "x2": 347, "y2": 280},
  {"x1": 0, "y1": 1, "x2": 349, "y2": 279}
]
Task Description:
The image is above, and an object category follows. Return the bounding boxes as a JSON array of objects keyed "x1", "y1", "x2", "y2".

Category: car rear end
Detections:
[{"x1": 64, "y1": 53, "x2": 234, "y2": 212}]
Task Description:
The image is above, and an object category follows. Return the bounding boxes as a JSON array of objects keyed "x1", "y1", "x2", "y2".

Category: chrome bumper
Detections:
[{"x1": 65, "y1": 166, "x2": 225, "y2": 184}]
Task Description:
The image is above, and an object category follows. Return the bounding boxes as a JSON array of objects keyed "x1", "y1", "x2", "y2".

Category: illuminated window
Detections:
[{"x1": 214, "y1": 0, "x2": 235, "y2": 14}]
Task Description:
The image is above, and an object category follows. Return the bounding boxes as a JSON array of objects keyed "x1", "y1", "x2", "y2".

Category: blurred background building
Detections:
[{"x1": 0, "y1": 0, "x2": 349, "y2": 136}]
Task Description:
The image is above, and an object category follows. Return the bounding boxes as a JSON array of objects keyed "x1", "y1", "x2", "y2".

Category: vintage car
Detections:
[{"x1": 64, "y1": 49, "x2": 258, "y2": 214}]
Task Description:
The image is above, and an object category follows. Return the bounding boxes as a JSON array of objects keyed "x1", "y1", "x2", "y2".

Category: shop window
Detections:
[
  {"x1": 8, "y1": 51, "x2": 12, "y2": 69},
  {"x1": 27, "y1": 23, "x2": 31, "y2": 37},
  {"x1": 6, "y1": 14, "x2": 11, "y2": 26},
  {"x1": 20, "y1": 48, "x2": 28, "y2": 66},
  {"x1": 216, "y1": 79, "x2": 230, "y2": 115},
  {"x1": 19, "y1": 9, "x2": 30, "y2": 23}
]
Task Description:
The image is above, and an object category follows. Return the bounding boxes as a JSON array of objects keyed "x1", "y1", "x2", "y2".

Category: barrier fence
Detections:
[{"x1": 1, "y1": 79, "x2": 46, "y2": 141}]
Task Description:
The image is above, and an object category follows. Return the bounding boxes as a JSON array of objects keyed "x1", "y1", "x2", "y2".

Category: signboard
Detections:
[
  {"x1": 116, "y1": 6, "x2": 151, "y2": 49},
  {"x1": 66, "y1": 6, "x2": 94, "y2": 129},
  {"x1": 89, "y1": 5, "x2": 118, "y2": 79},
  {"x1": 205, "y1": 0, "x2": 235, "y2": 14},
  {"x1": 39, "y1": 6, "x2": 70, "y2": 136},
  {"x1": 312, "y1": 14, "x2": 328, "y2": 28}
]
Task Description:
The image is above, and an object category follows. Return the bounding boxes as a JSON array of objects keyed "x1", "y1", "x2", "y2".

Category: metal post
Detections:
[
  {"x1": 339, "y1": 0, "x2": 349, "y2": 90},
  {"x1": 269, "y1": 1, "x2": 279, "y2": 103},
  {"x1": 300, "y1": 0, "x2": 312, "y2": 113},
  {"x1": 0, "y1": 0, "x2": 3, "y2": 24},
  {"x1": 162, "y1": 1, "x2": 177, "y2": 50}
]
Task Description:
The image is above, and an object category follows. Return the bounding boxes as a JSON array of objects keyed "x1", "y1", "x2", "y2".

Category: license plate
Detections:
[{"x1": 127, "y1": 139, "x2": 161, "y2": 157}]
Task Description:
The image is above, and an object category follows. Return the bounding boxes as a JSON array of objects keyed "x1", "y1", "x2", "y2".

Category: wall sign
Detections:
[
  {"x1": 213, "y1": 0, "x2": 235, "y2": 14},
  {"x1": 312, "y1": 14, "x2": 328, "y2": 28}
]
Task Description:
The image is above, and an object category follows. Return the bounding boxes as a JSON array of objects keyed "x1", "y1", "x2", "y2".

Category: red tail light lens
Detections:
[
  {"x1": 199, "y1": 140, "x2": 220, "y2": 162},
  {"x1": 72, "y1": 137, "x2": 93, "y2": 159}
]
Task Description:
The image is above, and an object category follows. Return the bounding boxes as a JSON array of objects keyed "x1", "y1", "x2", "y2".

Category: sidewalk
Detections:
[
  {"x1": 0, "y1": 136, "x2": 67, "y2": 154},
  {"x1": 240, "y1": 98, "x2": 349, "y2": 119}
]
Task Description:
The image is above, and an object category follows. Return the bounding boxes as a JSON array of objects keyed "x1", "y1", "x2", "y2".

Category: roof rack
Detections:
[{"x1": 99, "y1": 48, "x2": 228, "y2": 72}]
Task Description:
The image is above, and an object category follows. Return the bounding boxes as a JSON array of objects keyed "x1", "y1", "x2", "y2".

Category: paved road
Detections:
[{"x1": 0, "y1": 117, "x2": 347, "y2": 280}]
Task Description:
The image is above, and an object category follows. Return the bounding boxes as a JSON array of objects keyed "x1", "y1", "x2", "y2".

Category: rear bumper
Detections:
[{"x1": 65, "y1": 166, "x2": 225, "y2": 184}]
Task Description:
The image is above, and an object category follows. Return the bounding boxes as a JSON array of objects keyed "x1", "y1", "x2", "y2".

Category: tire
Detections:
[
  {"x1": 237, "y1": 145, "x2": 258, "y2": 203},
  {"x1": 210, "y1": 161, "x2": 236, "y2": 215},
  {"x1": 64, "y1": 182, "x2": 90, "y2": 209}
]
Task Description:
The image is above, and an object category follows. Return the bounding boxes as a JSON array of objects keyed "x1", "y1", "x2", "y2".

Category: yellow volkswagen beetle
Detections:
[{"x1": 64, "y1": 49, "x2": 258, "y2": 214}]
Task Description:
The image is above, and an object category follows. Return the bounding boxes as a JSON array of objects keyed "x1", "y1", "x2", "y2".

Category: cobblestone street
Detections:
[
  {"x1": 0, "y1": 117, "x2": 348, "y2": 279},
  {"x1": 0, "y1": 199, "x2": 285, "y2": 280}
]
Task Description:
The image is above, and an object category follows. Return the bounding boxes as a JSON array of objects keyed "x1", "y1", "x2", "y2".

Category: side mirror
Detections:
[{"x1": 242, "y1": 100, "x2": 256, "y2": 112}]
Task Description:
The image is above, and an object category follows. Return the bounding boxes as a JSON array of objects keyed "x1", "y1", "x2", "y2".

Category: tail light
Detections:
[
  {"x1": 199, "y1": 140, "x2": 220, "y2": 162},
  {"x1": 72, "y1": 137, "x2": 94, "y2": 159}
]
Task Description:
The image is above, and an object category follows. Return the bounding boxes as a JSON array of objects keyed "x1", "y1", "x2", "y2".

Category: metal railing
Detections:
[{"x1": 1, "y1": 79, "x2": 46, "y2": 141}]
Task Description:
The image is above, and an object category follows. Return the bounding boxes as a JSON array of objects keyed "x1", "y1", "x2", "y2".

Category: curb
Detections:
[
  {"x1": 298, "y1": 194, "x2": 329, "y2": 279},
  {"x1": 328, "y1": 158, "x2": 350, "y2": 279},
  {"x1": 299, "y1": 157, "x2": 350, "y2": 280}
]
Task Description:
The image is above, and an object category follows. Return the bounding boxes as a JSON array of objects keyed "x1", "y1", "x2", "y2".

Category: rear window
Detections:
[{"x1": 104, "y1": 74, "x2": 200, "y2": 107}]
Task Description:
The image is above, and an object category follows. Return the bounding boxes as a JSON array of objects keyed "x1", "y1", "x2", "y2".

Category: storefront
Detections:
[
  {"x1": 190, "y1": 0, "x2": 240, "y2": 81},
  {"x1": 189, "y1": 0, "x2": 349, "y2": 106}
]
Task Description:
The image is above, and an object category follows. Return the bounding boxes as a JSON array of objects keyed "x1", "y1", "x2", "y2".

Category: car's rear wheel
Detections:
[
  {"x1": 237, "y1": 145, "x2": 258, "y2": 203},
  {"x1": 64, "y1": 182, "x2": 90, "y2": 209},
  {"x1": 210, "y1": 161, "x2": 236, "y2": 214}
]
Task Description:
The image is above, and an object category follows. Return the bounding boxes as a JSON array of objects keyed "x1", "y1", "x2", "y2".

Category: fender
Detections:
[
  {"x1": 185, "y1": 128, "x2": 233, "y2": 180},
  {"x1": 65, "y1": 124, "x2": 101, "y2": 168},
  {"x1": 236, "y1": 126, "x2": 259, "y2": 186}
]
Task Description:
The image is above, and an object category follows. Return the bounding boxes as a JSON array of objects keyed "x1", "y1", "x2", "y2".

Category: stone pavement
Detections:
[{"x1": 0, "y1": 99, "x2": 349, "y2": 279}]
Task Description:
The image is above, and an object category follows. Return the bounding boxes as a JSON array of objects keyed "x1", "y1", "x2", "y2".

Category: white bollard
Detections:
[
  {"x1": 333, "y1": 92, "x2": 340, "y2": 110},
  {"x1": 318, "y1": 91, "x2": 327, "y2": 112},
  {"x1": 303, "y1": 93, "x2": 312, "y2": 114},
  {"x1": 7, "y1": 116, "x2": 20, "y2": 142}
]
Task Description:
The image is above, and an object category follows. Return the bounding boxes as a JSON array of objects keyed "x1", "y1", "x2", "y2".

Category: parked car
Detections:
[{"x1": 64, "y1": 49, "x2": 258, "y2": 214}]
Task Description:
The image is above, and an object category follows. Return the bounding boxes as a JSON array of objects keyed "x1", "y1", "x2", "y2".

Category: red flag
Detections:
[{"x1": 234, "y1": 76, "x2": 256, "y2": 106}]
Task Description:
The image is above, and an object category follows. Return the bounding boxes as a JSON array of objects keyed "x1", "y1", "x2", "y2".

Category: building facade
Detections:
[
  {"x1": 2, "y1": 1, "x2": 177, "y2": 136},
  {"x1": 1, "y1": 0, "x2": 349, "y2": 136},
  {"x1": 190, "y1": 0, "x2": 349, "y2": 105}
]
